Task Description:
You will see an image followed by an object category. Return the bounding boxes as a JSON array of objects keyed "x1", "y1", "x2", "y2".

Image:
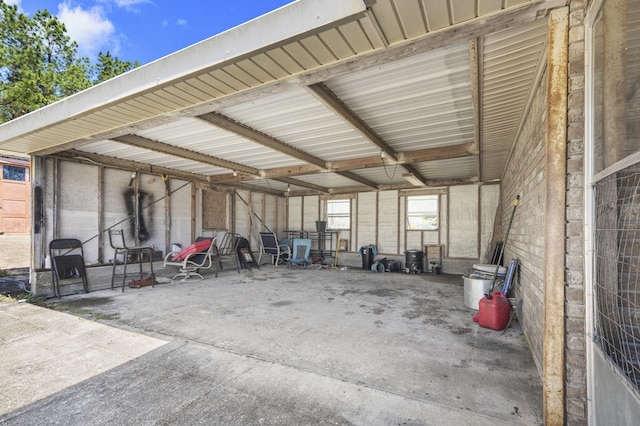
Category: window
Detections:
[
  {"x1": 2, "y1": 165, "x2": 26, "y2": 181},
  {"x1": 326, "y1": 199, "x2": 350, "y2": 230},
  {"x1": 406, "y1": 195, "x2": 438, "y2": 230}
]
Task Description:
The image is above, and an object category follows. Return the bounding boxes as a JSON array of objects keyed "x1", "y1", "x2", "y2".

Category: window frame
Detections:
[
  {"x1": 325, "y1": 198, "x2": 351, "y2": 230},
  {"x1": 406, "y1": 194, "x2": 439, "y2": 231}
]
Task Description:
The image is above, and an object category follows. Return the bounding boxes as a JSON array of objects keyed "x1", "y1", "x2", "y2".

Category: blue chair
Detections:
[{"x1": 288, "y1": 238, "x2": 311, "y2": 268}]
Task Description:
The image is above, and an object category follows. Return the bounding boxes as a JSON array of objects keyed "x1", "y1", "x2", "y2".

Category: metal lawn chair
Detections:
[{"x1": 258, "y1": 232, "x2": 291, "y2": 265}]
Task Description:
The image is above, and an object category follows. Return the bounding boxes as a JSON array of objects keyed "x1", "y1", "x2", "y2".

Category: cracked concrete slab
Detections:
[{"x1": 0, "y1": 268, "x2": 541, "y2": 425}]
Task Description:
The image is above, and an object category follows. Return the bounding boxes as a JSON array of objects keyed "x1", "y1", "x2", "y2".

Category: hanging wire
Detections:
[{"x1": 382, "y1": 152, "x2": 398, "y2": 180}]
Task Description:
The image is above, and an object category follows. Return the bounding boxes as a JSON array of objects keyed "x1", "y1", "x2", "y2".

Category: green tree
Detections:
[
  {"x1": 0, "y1": 1, "x2": 139, "y2": 123},
  {"x1": 93, "y1": 51, "x2": 139, "y2": 84}
]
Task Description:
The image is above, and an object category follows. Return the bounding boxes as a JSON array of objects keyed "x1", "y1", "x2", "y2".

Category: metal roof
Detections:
[{"x1": 0, "y1": 0, "x2": 568, "y2": 196}]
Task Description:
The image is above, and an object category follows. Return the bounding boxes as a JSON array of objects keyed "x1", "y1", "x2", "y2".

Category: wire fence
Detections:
[{"x1": 594, "y1": 166, "x2": 640, "y2": 391}]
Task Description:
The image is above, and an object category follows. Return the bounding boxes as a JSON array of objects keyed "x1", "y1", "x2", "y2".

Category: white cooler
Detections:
[{"x1": 463, "y1": 264, "x2": 507, "y2": 310}]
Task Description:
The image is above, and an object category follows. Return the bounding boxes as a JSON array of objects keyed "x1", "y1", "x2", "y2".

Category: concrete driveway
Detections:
[{"x1": 0, "y1": 267, "x2": 541, "y2": 425}]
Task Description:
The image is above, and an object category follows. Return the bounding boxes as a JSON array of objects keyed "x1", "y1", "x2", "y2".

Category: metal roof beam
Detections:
[
  {"x1": 113, "y1": 134, "x2": 260, "y2": 176},
  {"x1": 337, "y1": 171, "x2": 379, "y2": 189},
  {"x1": 307, "y1": 83, "x2": 431, "y2": 185},
  {"x1": 276, "y1": 177, "x2": 330, "y2": 194},
  {"x1": 207, "y1": 142, "x2": 476, "y2": 183},
  {"x1": 197, "y1": 112, "x2": 327, "y2": 169},
  {"x1": 306, "y1": 83, "x2": 397, "y2": 160},
  {"x1": 52, "y1": 150, "x2": 209, "y2": 183}
]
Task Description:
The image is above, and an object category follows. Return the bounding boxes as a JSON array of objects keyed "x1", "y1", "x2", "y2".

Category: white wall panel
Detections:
[
  {"x1": 440, "y1": 193, "x2": 448, "y2": 256},
  {"x1": 423, "y1": 231, "x2": 439, "y2": 245},
  {"x1": 169, "y1": 179, "x2": 193, "y2": 251},
  {"x1": 357, "y1": 192, "x2": 377, "y2": 249},
  {"x1": 58, "y1": 162, "x2": 99, "y2": 263},
  {"x1": 480, "y1": 184, "x2": 500, "y2": 262},
  {"x1": 448, "y1": 185, "x2": 479, "y2": 258},
  {"x1": 303, "y1": 196, "x2": 320, "y2": 231},
  {"x1": 234, "y1": 190, "x2": 250, "y2": 239},
  {"x1": 287, "y1": 197, "x2": 303, "y2": 231},
  {"x1": 405, "y1": 231, "x2": 422, "y2": 251},
  {"x1": 377, "y1": 191, "x2": 398, "y2": 254}
]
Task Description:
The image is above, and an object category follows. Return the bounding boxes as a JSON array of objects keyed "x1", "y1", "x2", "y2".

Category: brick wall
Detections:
[{"x1": 501, "y1": 68, "x2": 547, "y2": 373}]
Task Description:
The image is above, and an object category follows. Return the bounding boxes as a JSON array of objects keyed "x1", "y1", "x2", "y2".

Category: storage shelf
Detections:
[{"x1": 284, "y1": 230, "x2": 339, "y2": 260}]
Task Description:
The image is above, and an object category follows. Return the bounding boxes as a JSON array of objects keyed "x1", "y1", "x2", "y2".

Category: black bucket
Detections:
[{"x1": 405, "y1": 250, "x2": 423, "y2": 274}]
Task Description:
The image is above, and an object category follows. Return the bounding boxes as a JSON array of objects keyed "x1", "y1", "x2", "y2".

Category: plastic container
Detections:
[
  {"x1": 475, "y1": 292, "x2": 511, "y2": 331},
  {"x1": 361, "y1": 247, "x2": 374, "y2": 270},
  {"x1": 463, "y1": 275, "x2": 494, "y2": 309},
  {"x1": 471, "y1": 263, "x2": 507, "y2": 278},
  {"x1": 405, "y1": 250, "x2": 423, "y2": 274}
]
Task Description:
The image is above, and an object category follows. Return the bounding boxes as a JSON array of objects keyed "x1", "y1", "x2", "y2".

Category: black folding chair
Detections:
[{"x1": 49, "y1": 239, "x2": 89, "y2": 297}]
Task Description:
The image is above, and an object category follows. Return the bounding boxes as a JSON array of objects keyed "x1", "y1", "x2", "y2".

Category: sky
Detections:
[{"x1": 7, "y1": 0, "x2": 295, "y2": 65}]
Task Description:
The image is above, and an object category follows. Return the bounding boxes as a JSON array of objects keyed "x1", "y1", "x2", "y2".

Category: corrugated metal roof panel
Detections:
[
  {"x1": 292, "y1": 173, "x2": 360, "y2": 188},
  {"x1": 413, "y1": 157, "x2": 478, "y2": 180},
  {"x1": 480, "y1": 19, "x2": 548, "y2": 181},
  {"x1": 349, "y1": 166, "x2": 407, "y2": 185},
  {"x1": 326, "y1": 42, "x2": 474, "y2": 152},
  {"x1": 78, "y1": 140, "x2": 226, "y2": 175},
  {"x1": 135, "y1": 117, "x2": 308, "y2": 171},
  {"x1": 220, "y1": 88, "x2": 380, "y2": 161},
  {"x1": 240, "y1": 179, "x2": 289, "y2": 192}
]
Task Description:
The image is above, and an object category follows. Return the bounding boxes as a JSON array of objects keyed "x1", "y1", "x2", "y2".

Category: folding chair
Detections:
[
  {"x1": 49, "y1": 239, "x2": 89, "y2": 297},
  {"x1": 108, "y1": 228, "x2": 154, "y2": 292},
  {"x1": 288, "y1": 238, "x2": 311, "y2": 268},
  {"x1": 258, "y1": 232, "x2": 291, "y2": 265},
  {"x1": 217, "y1": 232, "x2": 242, "y2": 272}
]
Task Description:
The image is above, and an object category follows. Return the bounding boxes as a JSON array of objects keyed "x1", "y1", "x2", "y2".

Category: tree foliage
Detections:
[{"x1": 0, "y1": 1, "x2": 139, "y2": 123}]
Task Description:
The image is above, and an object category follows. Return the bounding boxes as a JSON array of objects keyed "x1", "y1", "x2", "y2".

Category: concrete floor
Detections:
[
  {"x1": 0, "y1": 234, "x2": 30, "y2": 270},
  {"x1": 0, "y1": 267, "x2": 542, "y2": 425}
]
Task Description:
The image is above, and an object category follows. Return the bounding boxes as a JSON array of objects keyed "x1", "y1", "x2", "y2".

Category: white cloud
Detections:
[
  {"x1": 162, "y1": 19, "x2": 168, "y2": 28},
  {"x1": 114, "y1": 0, "x2": 151, "y2": 12},
  {"x1": 57, "y1": 1, "x2": 116, "y2": 59},
  {"x1": 176, "y1": 18, "x2": 187, "y2": 26}
]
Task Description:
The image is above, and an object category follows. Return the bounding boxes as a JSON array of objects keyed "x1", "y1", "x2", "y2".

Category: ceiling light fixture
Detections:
[
  {"x1": 287, "y1": 184, "x2": 291, "y2": 192},
  {"x1": 232, "y1": 170, "x2": 238, "y2": 177},
  {"x1": 380, "y1": 150, "x2": 385, "y2": 159}
]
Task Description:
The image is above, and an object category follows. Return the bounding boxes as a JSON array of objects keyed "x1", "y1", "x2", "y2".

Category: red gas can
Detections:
[{"x1": 474, "y1": 292, "x2": 511, "y2": 331}]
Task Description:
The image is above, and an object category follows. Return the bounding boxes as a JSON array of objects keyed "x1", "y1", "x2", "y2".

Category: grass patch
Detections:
[{"x1": 7, "y1": 293, "x2": 121, "y2": 321}]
